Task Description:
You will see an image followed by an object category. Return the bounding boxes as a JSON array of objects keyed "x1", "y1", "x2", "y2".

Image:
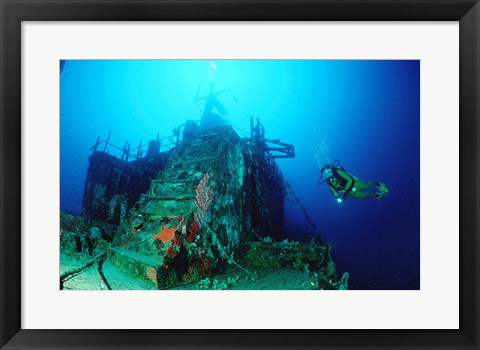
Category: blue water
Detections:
[{"x1": 60, "y1": 60, "x2": 420, "y2": 290}]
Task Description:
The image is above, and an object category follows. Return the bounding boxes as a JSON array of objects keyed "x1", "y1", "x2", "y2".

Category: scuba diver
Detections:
[{"x1": 319, "y1": 160, "x2": 389, "y2": 201}]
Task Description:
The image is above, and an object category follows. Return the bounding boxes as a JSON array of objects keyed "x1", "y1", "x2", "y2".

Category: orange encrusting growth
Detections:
[{"x1": 152, "y1": 225, "x2": 177, "y2": 242}]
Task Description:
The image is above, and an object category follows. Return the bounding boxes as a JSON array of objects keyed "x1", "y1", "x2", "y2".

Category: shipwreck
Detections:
[{"x1": 60, "y1": 88, "x2": 349, "y2": 290}]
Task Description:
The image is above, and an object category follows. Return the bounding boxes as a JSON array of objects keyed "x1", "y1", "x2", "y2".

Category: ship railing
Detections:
[{"x1": 90, "y1": 124, "x2": 185, "y2": 162}]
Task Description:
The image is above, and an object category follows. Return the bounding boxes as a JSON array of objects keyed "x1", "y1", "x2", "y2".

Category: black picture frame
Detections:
[{"x1": 1, "y1": 0, "x2": 479, "y2": 349}]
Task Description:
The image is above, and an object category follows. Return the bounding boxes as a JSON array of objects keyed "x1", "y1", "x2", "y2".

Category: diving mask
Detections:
[{"x1": 322, "y1": 167, "x2": 333, "y2": 178}]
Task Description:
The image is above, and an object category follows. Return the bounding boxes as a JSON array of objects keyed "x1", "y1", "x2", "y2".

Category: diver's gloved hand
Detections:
[{"x1": 335, "y1": 190, "x2": 346, "y2": 200}]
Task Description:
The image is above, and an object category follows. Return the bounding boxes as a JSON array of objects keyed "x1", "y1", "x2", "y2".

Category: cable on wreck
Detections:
[
  {"x1": 193, "y1": 177, "x2": 252, "y2": 276},
  {"x1": 60, "y1": 252, "x2": 106, "y2": 289},
  {"x1": 97, "y1": 255, "x2": 113, "y2": 290},
  {"x1": 281, "y1": 173, "x2": 323, "y2": 242}
]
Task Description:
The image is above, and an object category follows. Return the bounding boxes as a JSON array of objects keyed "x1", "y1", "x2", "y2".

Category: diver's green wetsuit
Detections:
[{"x1": 321, "y1": 164, "x2": 389, "y2": 200}]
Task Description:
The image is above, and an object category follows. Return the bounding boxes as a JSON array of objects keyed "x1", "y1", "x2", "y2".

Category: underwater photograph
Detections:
[{"x1": 60, "y1": 60, "x2": 420, "y2": 290}]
